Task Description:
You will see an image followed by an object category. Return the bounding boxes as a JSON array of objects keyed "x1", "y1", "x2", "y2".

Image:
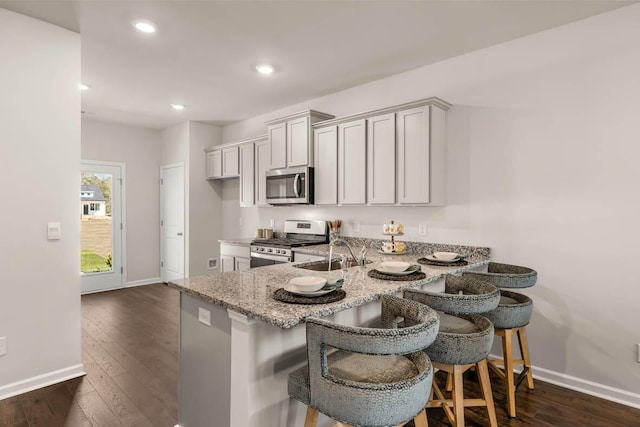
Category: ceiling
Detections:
[{"x1": 1, "y1": 0, "x2": 634, "y2": 130}]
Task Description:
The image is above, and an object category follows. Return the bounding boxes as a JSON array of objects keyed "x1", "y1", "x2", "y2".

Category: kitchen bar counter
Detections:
[
  {"x1": 217, "y1": 237, "x2": 253, "y2": 246},
  {"x1": 170, "y1": 246, "x2": 489, "y2": 328},
  {"x1": 170, "y1": 242, "x2": 490, "y2": 427}
]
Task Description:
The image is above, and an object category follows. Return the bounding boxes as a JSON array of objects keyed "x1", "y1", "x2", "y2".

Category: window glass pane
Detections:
[{"x1": 80, "y1": 172, "x2": 113, "y2": 273}]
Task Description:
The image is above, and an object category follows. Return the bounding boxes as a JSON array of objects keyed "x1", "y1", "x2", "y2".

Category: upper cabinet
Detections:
[
  {"x1": 254, "y1": 138, "x2": 270, "y2": 206},
  {"x1": 266, "y1": 110, "x2": 334, "y2": 170},
  {"x1": 313, "y1": 126, "x2": 338, "y2": 205},
  {"x1": 239, "y1": 143, "x2": 255, "y2": 207},
  {"x1": 205, "y1": 146, "x2": 238, "y2": 179},
  {"x1": 312, "y1": 97, "x2": 450, "y2": 206},
  {"x1": 206, "y1": 149, "x2": 223, "y2": 179},
  {"x1": 367, "y1": 113, "x2": 396, "y2": 204},
  {"x1": 338, "y1": 119, "x2": 367, "y2": 205}
]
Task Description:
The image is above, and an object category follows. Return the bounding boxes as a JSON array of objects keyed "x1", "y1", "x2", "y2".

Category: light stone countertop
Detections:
[{"x1": 170, "y1": 243, "x2": 490, "y2": 329}]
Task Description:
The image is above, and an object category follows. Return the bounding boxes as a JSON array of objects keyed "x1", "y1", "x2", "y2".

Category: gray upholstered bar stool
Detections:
[
  {"x1": 463, "y1": 262, "x2": 537, "y2": 418},
  {"x1": 287, "y1": 295, "x2": 439, "y2": 427},
  {"x1": 404, "y1": 275, "x2": 500, "y2": 427}
]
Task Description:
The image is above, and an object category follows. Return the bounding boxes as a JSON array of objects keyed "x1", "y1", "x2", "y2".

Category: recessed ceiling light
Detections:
[
  {"x1": 171, "y1": 104, "x2": 185, "y2": 111},
  {"x1": 132, "y1": 19, "x2": 157, "y2": 33},
  {"x1": 79, "y1": 83, "x2": 90, "y2": 91},
  {"x1": 256, "y1": 64, "x2": 275, "y2": 75}
]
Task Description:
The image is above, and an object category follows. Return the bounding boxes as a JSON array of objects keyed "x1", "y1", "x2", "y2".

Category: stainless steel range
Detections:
[{"x1": 250, "y1": 220, "x2": 328, "y2": 268}]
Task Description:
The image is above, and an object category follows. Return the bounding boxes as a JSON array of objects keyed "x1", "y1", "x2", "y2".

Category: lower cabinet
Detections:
[{"x1": 220, "y1": 243, "x2": 251, "y2": 272}]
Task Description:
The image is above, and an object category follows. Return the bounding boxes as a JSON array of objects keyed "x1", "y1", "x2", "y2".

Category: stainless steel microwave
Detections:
[{"x1": 266, "y1": 166, "x2": 314, "y2": 205}]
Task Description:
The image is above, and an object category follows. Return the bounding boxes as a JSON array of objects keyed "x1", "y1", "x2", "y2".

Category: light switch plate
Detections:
[
  {"x1": 198, "y1": 307, "x2": 211, "y2": 326},
  {"x1": 47, "y1": 222, "x2": 61, "y2": 240}
]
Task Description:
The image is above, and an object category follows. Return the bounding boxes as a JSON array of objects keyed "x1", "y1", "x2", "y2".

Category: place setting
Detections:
[
  {"x1": 367, "y1": 261, "x2": 426, "y2": 281},
  {"x1": 418, "y1": 251, "x2": 469, "y2": 267},
  {"x1": 273, "y1": 275, "x2": 346, "y2": 304}
]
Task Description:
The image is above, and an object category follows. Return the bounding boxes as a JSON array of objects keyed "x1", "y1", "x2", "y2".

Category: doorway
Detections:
[
  {"x1": 161, "y1": 163, "x2": 185, "y2": 282},
  {"x1": 80, "y1": 161, "x2": 125, "y2": 293}
]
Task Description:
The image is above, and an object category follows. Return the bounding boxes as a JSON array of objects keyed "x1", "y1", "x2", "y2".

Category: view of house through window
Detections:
[{"x1": 80, "y1": 172, "x2": 113, "y2": 273}]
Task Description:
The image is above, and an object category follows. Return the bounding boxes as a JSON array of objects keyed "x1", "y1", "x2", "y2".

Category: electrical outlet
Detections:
[
  {"x1": 354, "y1": 221, "x2": 360, "y2": 233},
  {"x1": 270, "y1": 218, "x2": 275, "y2": 228},
  {"x1": 0, "y1": 337, "x2": 7, "y2": 356},
  {"x1": 239, "y1": 217, "x2": 244, "y2": 226},
  {"x1": 418, "y1": 223, "x2": 428, "y2": 236},
  {"x1": 198, "y1": 308, "x2": 211, "y2": 326},
  {"x1": 207, "y1": 258, "x2": 217, "y2": 270}
]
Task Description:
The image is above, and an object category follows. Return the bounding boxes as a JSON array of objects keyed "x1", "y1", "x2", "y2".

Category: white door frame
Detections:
[
  {"x1": 80, "y1": 160, "x2": 126, "y2": 294},
  {"x1": 160, "y1": 162, "x2": 186, "y2": 282}
]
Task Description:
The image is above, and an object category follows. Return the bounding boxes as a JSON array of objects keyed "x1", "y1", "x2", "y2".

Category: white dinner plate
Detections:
[
  {"x1": 288, "y1": 276, "x2": 327, "y2": 291},
  {"x1": 375, "y1": 265, "x2": 420, "y2": 276},
  {"x1": 424, "y1": 254, "x2": 459, "y2": 263},
  {"x1": 283, "y1": 284, "x2": 337, "y2": 297}
]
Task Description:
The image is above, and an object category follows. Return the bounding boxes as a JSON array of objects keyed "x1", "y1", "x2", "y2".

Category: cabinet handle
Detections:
[{"x1": 177, "y1": 232, "x2": 183, "y2": 236}]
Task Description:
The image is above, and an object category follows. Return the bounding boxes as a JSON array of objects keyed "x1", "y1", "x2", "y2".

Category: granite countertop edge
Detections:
[{"x1": 169, "y1": 258, "x2": 490, "y2": 329}]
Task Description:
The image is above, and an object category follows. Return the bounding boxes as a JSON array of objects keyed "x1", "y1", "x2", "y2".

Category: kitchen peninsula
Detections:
[{"x1": 169, "y1": 242, "x2": 490, "y2": 427}]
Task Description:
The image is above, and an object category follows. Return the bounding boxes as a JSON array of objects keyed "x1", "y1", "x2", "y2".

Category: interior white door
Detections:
[
  {"x1": 80, "y1": 161, "x2": 124, "y2": 294},
  {"x1": 161, "y1": 163, "x2": 185, "y2": 282}
]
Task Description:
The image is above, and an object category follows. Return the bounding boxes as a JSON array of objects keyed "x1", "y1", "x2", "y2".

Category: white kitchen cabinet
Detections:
[
  {"x1": 268, "y1": 122, "x2": 287, "y2": 169},
  {"x1": 222, "y1": 146, "x2": 239, "y2": 177},
  {"x1": 287, "y1": 116, "x2": 309, "y2": 167},
  {"x1": 221, "y1": 255, "x2": 235, "y2": 273},
  {"x1": 206, "y1": 150, "x2": 222, "y2": 179},
  {"x1": 220, "y1": 243, "x2": 251, "y2": 272},
  {"x1": 313, "y1": 126, "x2": 338, "y2": 205},
  {"x1": 239, "y1": 143, "x2": 254, "y2": 207},
  {"x1": 235, "y1": 257, "x2": 251, "y2": 272},
  {"x1": 367, "y1": 113, "x2": 396, "y2": 204},
  {"x1": 397, "y1": 105, "x2": 446, "y2": 205},
  {"x1": 255, "y1": 138, "x2": 270, "y2": 206},
  {"x1": 266, "y1": 110, "x2": 334, "y2": 170},
  {"x1": 338, "y1": 119, "x2": 367, "y2": 205}
]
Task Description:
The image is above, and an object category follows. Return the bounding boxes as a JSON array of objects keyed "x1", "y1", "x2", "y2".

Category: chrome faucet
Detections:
[{"x1": 330, "y1": 238, "x2": 367, "y2": 266}]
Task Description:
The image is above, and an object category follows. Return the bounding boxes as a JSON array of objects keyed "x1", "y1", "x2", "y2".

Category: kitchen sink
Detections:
[{"x1": 294, "y1": 258, "x2": 371, "y2": 271}]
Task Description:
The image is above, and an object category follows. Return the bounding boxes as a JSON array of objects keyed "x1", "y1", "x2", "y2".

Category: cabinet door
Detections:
[
  {"x1": 239, "y1": 143, "x2": 254, "y2": 207},
  {"x1": 287, "y1": 116, "x2": 310, "y2": 167},
  {"x1": 313, "y1": 126, "x2": 338, "y2": 205},
  {"x1": 397, "y1": 106, "x2": 430, "y2": 204},
  {"x1": 338, "y1": 119, "x2": 366, "y2": 205},
  {"x1": 268, "y1": 122, "x2": 287, "y2": 169},
  {"x1": 206, "y1": 150, "x2": 222, "y2": 179},
  {"x1": 367, "y1": 113, "x2": 396, "y2": 204},
  {"x1": 222, "y1": 147, "x2": 239, "y2": 177},
  {"x1": 235, "y1": 257, "x2": 251, "y2": 272},
  {"x1": 254, "y1": 139, "x2": 270, "y2": 206},
  {"x1": 221, "y1": 255, "x2": 235, "y2": 272}
]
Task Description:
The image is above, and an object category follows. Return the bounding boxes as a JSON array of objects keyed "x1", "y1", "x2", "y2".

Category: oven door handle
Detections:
[
  {"x1": 250, "y1": 252, "x2": 291, "y2": 262},
  {"x1": 293, "y1": 173, "x2": 301, "y2": 197}
]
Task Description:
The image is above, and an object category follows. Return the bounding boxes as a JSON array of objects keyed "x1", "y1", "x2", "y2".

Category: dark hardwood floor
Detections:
[{"x1": 1, "y1": 283, "x2": 639, "y2": 426}]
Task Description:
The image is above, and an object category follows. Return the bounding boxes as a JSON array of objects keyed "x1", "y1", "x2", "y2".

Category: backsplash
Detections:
[{"x1": 341, "y1": 236, "x2": 490, "y2": 258}]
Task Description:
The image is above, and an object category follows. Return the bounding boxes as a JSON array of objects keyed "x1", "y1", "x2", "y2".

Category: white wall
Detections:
[
  {"x1": 0, "y1": 9, "x2": 82, "y2": 397},
  {"x1": 222, "y1": 5, "x2": 640, "y2": 403},
  {"x1": 81, "y1": 119, "x2": 162, "y2": 283},
  {"x1": 188, "y1": 122, "x2": 223, "y2": 276},
  {"x1": 161, "y1": 121, "x2": 223, "y2": 278}
]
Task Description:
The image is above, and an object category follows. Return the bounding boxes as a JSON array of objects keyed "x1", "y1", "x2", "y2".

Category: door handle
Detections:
[
  {"x1": 293, "y1": 173, "x2": 301, "y2": 197},
  {"x1": 177, "y1": 232, "x2": 183, "y2": 236}
]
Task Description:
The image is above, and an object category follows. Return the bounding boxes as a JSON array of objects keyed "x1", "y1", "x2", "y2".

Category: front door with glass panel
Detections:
[{"x1": 80, "y1": 161, "x2": 124, "y2": 293}]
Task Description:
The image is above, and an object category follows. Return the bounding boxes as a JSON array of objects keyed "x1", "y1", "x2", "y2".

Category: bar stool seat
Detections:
[
  {"x1": 464, "y1": 262, "x2": 538, "y2": 418},
  {"x1": 404, "y1": 275, "x2": 500, "y2": 427},
  {"x1": 288, "y1": 295, "x2": 439, "y2": 427}
]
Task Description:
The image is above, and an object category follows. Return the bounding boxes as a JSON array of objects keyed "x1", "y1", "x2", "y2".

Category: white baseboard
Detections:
[
  {"x1": 0, "y1": 364, "x2": 85, "y2": 401},
  {"x1": 489, "y1": 353, "x2": 640, "y2": 409},
  {"x1": 126, "y1": 277, "x2": 162, "y2": 288}
]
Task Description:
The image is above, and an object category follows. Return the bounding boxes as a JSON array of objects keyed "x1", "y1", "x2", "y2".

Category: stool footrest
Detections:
[{"x1": 515, "y1": 367, "x2": 531, "y2": 389}]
